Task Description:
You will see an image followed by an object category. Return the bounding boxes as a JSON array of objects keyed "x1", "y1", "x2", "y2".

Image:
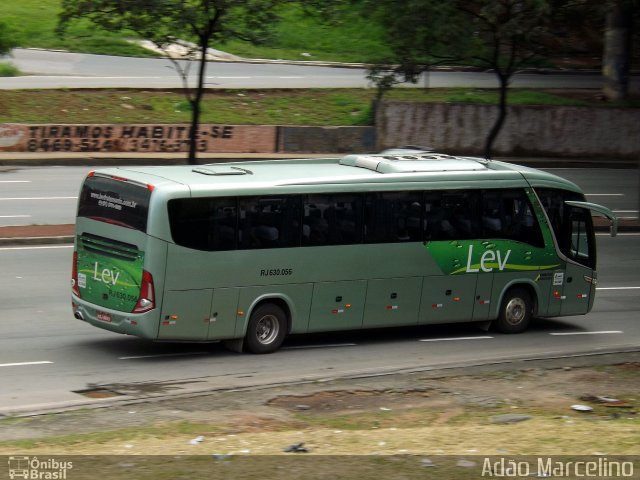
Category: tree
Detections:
[
  {"x1": 58, "y1": 0, "x2": 280, "y2": 164},
  {"x1": 602, "y1": 0, "x2": 638, "y2": 101},
  {"x1": 0, "y1": 21, "x2": 18, "y2": 56},
  {"x1": 364, "y1": 0, "x2": 554, "y2": 159},
  {"x1": 362, "y1": 1, "x2": 470, "y2": 115},
  {"x1": 460, "y1": 0, "x2": 552, "y2": 158}
]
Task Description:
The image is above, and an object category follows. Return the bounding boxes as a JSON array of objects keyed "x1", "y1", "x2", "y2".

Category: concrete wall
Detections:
[
  {"x1": 377, "y1": 102, "x2": 640, "y2": 158},
  {"x1": 277, "y1": 126, "x2": 375, "y2": 153},
  {"x1": 2, "y1": 104, "x2": 639, "y2": 158}
]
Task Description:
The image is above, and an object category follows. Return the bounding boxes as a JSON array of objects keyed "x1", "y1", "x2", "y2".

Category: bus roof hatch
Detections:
[{"x1": 340, "y1": 154, "x2": 488, "y2": 174}]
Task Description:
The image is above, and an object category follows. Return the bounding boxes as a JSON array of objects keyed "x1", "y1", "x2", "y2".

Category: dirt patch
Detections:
[
  {"x1": 1, "y1": 354, "x2": 638, "y2": 457},
  {"x1": 268, "y1": 363, "x2": 640, "y2": 418},
  {"x1": 269, "y1": 388, "x2": 434, "y2": 414}
]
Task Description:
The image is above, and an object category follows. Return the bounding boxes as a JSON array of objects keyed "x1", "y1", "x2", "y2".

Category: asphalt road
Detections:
[
  {"x1": 1, "y1": 166, "x2": 638, "y2": 227},
  {"x1": 0, "y1": 233, "x2": 638, "y2": 414},
  {"x1": 3, "y1": 48, "x2": 640, "y2": 90}
]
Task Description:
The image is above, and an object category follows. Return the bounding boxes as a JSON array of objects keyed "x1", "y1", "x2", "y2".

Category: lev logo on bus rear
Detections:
[{"x1": 92, "y1": 261, "x2": 121, "y2": 285}]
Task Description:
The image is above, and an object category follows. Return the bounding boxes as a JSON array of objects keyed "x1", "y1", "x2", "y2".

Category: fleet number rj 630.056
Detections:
[{"x1": 260, "y1": 268, "x2": 293, "y2": 277}]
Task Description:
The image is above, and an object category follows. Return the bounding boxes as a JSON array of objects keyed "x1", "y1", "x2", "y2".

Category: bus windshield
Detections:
[{"x1": 77, "y1": 174, "x2": 151, "y2": 232}]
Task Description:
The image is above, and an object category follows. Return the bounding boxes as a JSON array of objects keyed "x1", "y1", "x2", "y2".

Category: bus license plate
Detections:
[{"x1": 97, "y1": 311, "x2": 112, "y2": 323}]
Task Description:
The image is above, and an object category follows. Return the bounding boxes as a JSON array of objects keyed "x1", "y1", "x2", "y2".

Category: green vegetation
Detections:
[
  {"x1": 0, "y1": 0, "x2": 389, "y2": 61},
  {"x1": 0, "y1": 62, "x2": 20, "y2": 77},
  {"x1": 0, "y1": 88, "x2": 632, "y2": 126},
  {"x1": 223, "y1": 4, "x2": 392, "y2": 63},
  {"x1": 0, "y1": 0, "x2": 155, "y2": 56}
]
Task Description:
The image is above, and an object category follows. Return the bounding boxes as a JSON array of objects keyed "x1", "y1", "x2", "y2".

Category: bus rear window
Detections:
[{"x1": 77, "y1": 175, "x2": 151, "y2": 232}]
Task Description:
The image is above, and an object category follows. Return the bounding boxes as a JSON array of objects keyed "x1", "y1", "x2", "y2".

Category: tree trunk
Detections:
[
  {"x1": 602, "y1": 0, "x2": 634, "y2": 101},
  {"x1": 188, "y1": 37, "x2": 209, "y2": 165},
  {"x1": 484, "y1": 74, "x2": 510, "y2": 160}
]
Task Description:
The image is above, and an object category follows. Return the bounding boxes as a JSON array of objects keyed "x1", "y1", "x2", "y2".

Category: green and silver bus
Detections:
[{"x1": 71, "y1": 153, "x2": 617, "y2": 353}]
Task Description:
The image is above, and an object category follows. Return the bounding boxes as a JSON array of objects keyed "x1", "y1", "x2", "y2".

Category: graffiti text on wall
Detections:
[{"x1": 25, "y1": 125, "x2": 236, "y2": 153}]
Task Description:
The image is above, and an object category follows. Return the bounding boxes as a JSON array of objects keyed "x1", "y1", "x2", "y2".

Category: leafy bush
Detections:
[{"x1": 0, "y1": 62, "x2": 20, "y2": 77}]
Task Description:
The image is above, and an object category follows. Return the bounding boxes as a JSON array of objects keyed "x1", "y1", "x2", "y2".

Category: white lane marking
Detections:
[
  {"x1": 0, "y1": 196, "x2": 77, "y2": 201},
  {"x1": 420, "y1": 336, "x2": 493, "y2": 342},
  {"x1": 549, "y1": 331, "x2": 623, "y2": 336},
  {"x1": 0, "y1": 245, "x2": 73, "y2": 251},
  {"x1": 612, "y1": 209, "x2": 639, "y2": 218},
  {"x1": 282, "y1": 343, "x2": 358, "y2": 350},
  {"x1": 12, "y1": 76, "x2": 164, "y2": 80},
  {"x1": 0, "y1": 361, "x2": 53, "y2": 367},
  {"x1": 207, "y1": 76, "x2": 251, "y2": 79},
  {"x1": 0, "y1": 215, "x2": 31, "y2": 218},
  {"x1": 0, "y1": 180, "x2": 31, "y2": 183},
  {"x1": 596, "y1": 286, "x2": 640, "y2": 290},
  {"x1": 119, "y1": 352, "x2": 211, "y2": 360},
  {"x1": 596, "y1": 232, "x2": 640, "y2": 236}
]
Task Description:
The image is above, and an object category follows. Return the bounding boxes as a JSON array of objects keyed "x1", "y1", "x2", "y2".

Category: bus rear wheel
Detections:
[
  {"x1": 496, "y1": 288, "x2": 533, "y2": 334},
  {"x1": 245, "y1": 303, "x2": 287, "y2": 354}
]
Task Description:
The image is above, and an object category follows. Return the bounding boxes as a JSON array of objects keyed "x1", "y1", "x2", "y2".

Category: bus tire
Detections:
[
  {"x1": 244, "y1": 303, "x2": 287, "y2": 354},
  {"x1": 496, "y1": 287, "x2": 533, "y2": 334}
]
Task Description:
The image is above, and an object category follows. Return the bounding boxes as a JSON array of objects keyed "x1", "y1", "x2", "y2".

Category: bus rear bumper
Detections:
[{"x1": 72, "y1": 295, "x2": 159, "y2": 339}]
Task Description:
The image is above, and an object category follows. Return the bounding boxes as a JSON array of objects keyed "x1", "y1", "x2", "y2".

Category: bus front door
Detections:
[
  {"x1": 560, "y1": 262, "x2": 594, "y2": 316},
  {"x1": 559, "y1": 207, "x2": 596, "y2": 316}
]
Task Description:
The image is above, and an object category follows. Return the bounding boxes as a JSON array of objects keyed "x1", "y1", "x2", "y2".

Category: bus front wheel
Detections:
[
  {"x1": 496, "y1": 288, "x2": 533, "y2": 334},
  {"x1": 245, "y1": 303, "x2": 287, "y2": 354}
]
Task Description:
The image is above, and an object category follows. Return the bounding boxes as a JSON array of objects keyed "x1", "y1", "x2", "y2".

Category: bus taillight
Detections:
[
  {"x1": 71, "y1": 251, "x2": 80, "y2": 298},
  {"x1": 132, "y1": 270, "x2": 155, "y2": 313}
]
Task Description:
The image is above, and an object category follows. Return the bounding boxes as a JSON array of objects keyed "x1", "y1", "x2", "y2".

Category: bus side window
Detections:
[
  {"x1": 303, "y1": 194, "x2": 362, "y2": 246},
  {"x1": 238, "y1": 196, "x2": 302, "y2": 249},
  {"x1": 209, "y1": 200, "x2": 238, "y2": 250},
  {"x1": 425, "y1": 191, "x2": 479, "y2": 241},
  {"x1": 168, "y1": 197, "x2": 237, "y2": 251},
  {"x1": 567, "y1": 207, "x2": 595, "y2": 268},
  {"x1": 364, "y1": 191, "x2": 423, "y2": 243},
  {"x1": 481, "y1": 189, "x2": 544, "y2": 248},
  {"x1": 168, "y1": 198, "x2": 210, "y2": 250},
  {"x1": 535, "y1": 188, "x2": 586, "y2": 259}
]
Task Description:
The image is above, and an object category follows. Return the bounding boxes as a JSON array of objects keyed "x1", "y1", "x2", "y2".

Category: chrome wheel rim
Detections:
[
  {"x1": 255, "y1": 314, "x2": 279, "y2": 344},
  {"x1": 505, "y1": 297, "x2": 526, "y2": 326}
]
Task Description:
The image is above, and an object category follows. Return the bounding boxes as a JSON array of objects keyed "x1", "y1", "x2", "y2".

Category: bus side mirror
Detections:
[{"x1": 565, "y1": 200, "x2": 617, "y2": 238}]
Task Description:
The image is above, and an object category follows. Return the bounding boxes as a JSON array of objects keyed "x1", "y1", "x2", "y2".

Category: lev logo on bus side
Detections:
[
  {"x1": 466, "y1": 244, "x2": 511, "y2": 273},
  {"x1": 92, "y1": 261, "x2": 120, "y2": 285}
]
